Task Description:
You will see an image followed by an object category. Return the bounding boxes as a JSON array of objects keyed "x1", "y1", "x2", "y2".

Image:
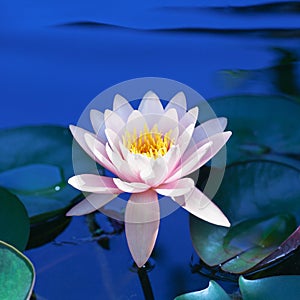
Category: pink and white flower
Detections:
[{"x1": 67, "y1": 91, "x2": 231, "y2": 267}]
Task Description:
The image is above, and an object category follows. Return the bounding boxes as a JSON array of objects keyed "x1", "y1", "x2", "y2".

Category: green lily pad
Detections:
[
  {"x1": 0, "y1": 126, "x2": 81, "y2": 223},
  {"x1": 27, "y1": 213, "x2": 71, "y2": 249},
  {"x1": 0, "y1": 240, "x2": 35, "y2": 300},
  {"x1": 207, "y1": 95, "x2": 300, "y2": 168},
  {"x1": 174, "y1": 276, "x2": 300, "y2": 300},
  {"x1": 190, "y1": 161, "x2": 300, "y2": 274},
  {"x1": 239, "y1": 275, "x2": 300, "y2": 300},
  {"x1": 174, "y1": 281, "x2": 230, "y2": 300},
  {"x1": 0, "y1": 187, "x2": 30, "y2": 251}
]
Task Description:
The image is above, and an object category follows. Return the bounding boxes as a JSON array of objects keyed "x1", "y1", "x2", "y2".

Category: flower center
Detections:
[{"x1": 123, "y1": 124, "x2": 173, "y2": 159}]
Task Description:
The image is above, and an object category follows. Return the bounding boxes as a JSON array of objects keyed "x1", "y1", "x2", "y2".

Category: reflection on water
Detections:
[{"x1": 219, "y1": 47, "x2": 300, "y2": 100}]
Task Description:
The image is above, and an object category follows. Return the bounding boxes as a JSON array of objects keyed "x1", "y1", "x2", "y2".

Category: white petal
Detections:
[
  {"x1": 105, "y1": 143, "x2": 138, "y2": 181},
  {"x1": 105, "y1": 128, "x2": 122, "y2": 153},
  {"x1": 156, "y1": 178, "x2": 194, "y2": 197},
  {"x1": 113, "y1": 94, "x2": 133, "y2": 121},
  {"x1": 68, "y1": 174, "x2": 121, "y2": 194},
  {"x1": 66, "y1": 193, "x2": 117, "y2": 216},
  {"x1": 104, "y1": 109, "x2": 125, "y2": 136},
  {"x1": 139, "y1": 90, "x2": 164, "y2": 115},
  {"x1": 157, "y1": 108, "x2": 179, "y2": 136},
  {"x1": 90, "y1": 109, "x2": 106, "y2": 142},
  {"x1": 84, "y1": 133, "x2": 118, "y2": 174},
  {"x1": 179, "y1": 107, "x2": 198, "y2": 132},
  {"x1": 165, "y1": 92, "x2": 187, "y2": 119},
  {"x1": 113, "y1": 178, "x2": 150, "y2": 193},
  {"x1": 191, "y1": 117, "x2": 227, "y2": 145},
  {"x1": 173, "y1": 187, "x2": 230, "y2": 227},
  {"x1": 125, "y1": 190, "x2": 160, "y2": 267},
  {"x1": 140, "y1": 156, "x2": 168, "y2": 187},
  {"x1": 182, "y1": 131, "x2": 232, "y2": 175},
  {"x1": 125, "y1": 110, "x2": 147, "y2": 134},
  {"x1": 69, "y1": 125, "x2": 95, "y2": 158},
  {"x1": 162, "y1": 145, "x2": 181, "y2": 179},
  {"x1": 176, "y1": 123, "x2": 196, "y2": 156},
  {"x1": 125, "y1": 151, "x2": 152, "y2": 180},
  {"x1": 165, "y1": 141, "x2": 212, "y2": 183}
]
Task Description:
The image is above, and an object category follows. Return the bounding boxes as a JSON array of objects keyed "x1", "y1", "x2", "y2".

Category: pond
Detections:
[{"x1": 1, "y1": 0, "x2": 300, "y2": 299}]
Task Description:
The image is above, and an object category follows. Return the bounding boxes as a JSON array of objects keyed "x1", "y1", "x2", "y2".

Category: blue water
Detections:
[{"x1": 1, "y1": 0, "x2": 300, "y2": 299}]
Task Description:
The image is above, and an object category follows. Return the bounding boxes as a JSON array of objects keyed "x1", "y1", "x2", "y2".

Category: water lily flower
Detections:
[{"x1": 67, "y1": 91, "x2": 231, "y2": 267}]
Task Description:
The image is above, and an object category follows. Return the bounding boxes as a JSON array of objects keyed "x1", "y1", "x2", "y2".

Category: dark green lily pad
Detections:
[
  {"x1": 253, "y1": 226, "x2": 300, "y2": 271},
  {"x1": 174, "y1": 281, "x2": 230, "y2": 300},
  {"x1": 190, "y1": 160, "x2": 300, "y2": 274},
  {"x1": 0, "y1": 187, "x2": 30, "y2": 251},
  {"x1": 174, "y1": 276, "x2": 300, "y2": 300},
  {"x1": 207, "y1": 95, "x2": 300, "y2": 168},
  {"x1": 0, "y1": 240, "x2": 35, "y2": 300},
  {"x1": 27, "y1": 213, "x2": 71, "y2": 249},
  {"x1": 239, "y1": 275, "x2": 300, "y2": 300},
  {"x1": 0, "y1": 126, "x2": 81, "y2": 223}
]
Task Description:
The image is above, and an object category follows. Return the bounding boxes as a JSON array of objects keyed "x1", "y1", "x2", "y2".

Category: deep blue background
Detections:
[{"x1": 1, "y1": 1, "x2": 300, "y2": 299}]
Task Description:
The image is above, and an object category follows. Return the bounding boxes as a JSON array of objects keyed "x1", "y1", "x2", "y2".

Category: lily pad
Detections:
[
  {"x1": 239, "y1": 275, "x2": 300, "y2": 300},
  {"x1": 174, "y1": 281, "x2": 230, "y2": 300},
  {"x1": 0, "y1": 240, "x2": 35, "y2": 300},
  {"x1": 0, "y1": 126, "x2": 81, "y2": 223},
  {"x1": 207, "y1": 95, "x2": 300, "y2": 168},
  {"x1": 0, "y1": 187, "x2": 30, "y2": 251},
  {"x1": 174, "y1": 276, "x2": 300, "y2": 300},
  {"x1": 190, "y1": 160, "x2": 300, "y2": 274}
]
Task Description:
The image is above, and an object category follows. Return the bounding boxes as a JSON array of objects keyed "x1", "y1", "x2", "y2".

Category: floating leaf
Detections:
[
  {"x1": 208, "y1": 95, "x2": 300, "y2": 168},
  {"x1": 253, "y1": 226, "x2": 300, "y2": 270},
  {"x1": 0, "y1": 187, "x2": 30, "y2": 251},
  {"x1": 0, "y1": 126, "x2": 81, "y2": 223},
  {"x1": 190, "y1": 161, "x2": 300, "y2": 274},
  {"x1": 239, "y1": 275, "x2": 300, "y2": 300},
  {"x1": 174, "y1": 276, "x2": 300, "y2": 300},
  {"x1": 174, "y1": 281, "x2": 230, "y2": 300},
  {"x1": 0, "y1": 240, "x2": 35, "y2": 300}
]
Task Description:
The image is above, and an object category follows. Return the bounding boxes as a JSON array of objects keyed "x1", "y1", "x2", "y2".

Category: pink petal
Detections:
[
  {"x1": 182, "y1": 131, "x2": 232, "y2": 175},
  {"x1": 176, "y1": 123, "x2": 196, "y2": 156},
  {"x1": 165, "y1": 92, "x2": 187, "y2": 119},
  {"x1": 119, "y1": 140, "x2": 131, "y2": 160},
  {"x1": 66, "y1": 193, "x2": 117, "y2": 216},
  {"x1": 173, "y1": 187, "x2": 230, "y2": 227},
  {"x1": 125, "y1": 151, "x2": 152, "y2": 180},
  {"x1": 139, "y1": 156, "x2": 168, "y2": 186},
  {"x1": 165, "y1": 141, "x2": 212, "y2": 183},
  {"x1": 179, "y1": 107, "x2": 198, "y2": 131},
  {"x1": 157, "y1": 108, "x2": 179, "y2": 137},
  {"x1": 139, "y1": 90, "x2": 164, "y2": 115},
  {"x1": 163, "y1": 145, "x2": 181, "y2": 178},
  {"x1": 155, "y1": 178, "x2": 194, "y2": 197},
  {"x1": 191, "y1": 117, "x2": 227, "y2": 145},
  {"x1": 125, "y1": 110, "x2": 147, "y2": 134},
  {"x1": 105, "y1": 143, "x2": 138, "y2": 181},
  {"x1": 84, "y1": 133, "x2": 118, "y2": 174},
  {"x1": 68, "y1": 174, "x2": 122, "y2": 194},
  {"x1": 113, "y1": 94, "x2": 133, "y2": 121},
  {"x1": 104, "y1": 109, "x2": 125, "y2": 136},
  {"x1": 113, "y1": 178, "x2": 150, "y2": 193},
  {"x1": 105, "y1": 128, "x2": 122, "y2": 155},
  {"x1": 125, "y1": 190, "x2": 160, "y2": 267},
  {"x1": 69, "y1": 125, "x2": 95, "y2": 158},
  {"x1": 90, "y1": 109, "x2": 106, "y2": 143}
]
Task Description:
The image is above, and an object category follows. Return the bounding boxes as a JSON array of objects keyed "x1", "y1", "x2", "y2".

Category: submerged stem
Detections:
[{"x1": 137, "y1": 265, "x2": 155, "y2": 300}]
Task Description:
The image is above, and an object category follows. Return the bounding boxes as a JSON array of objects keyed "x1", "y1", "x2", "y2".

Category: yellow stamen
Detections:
[{"x1": 123, "y1": 124, "x2": 173, "y2": 159}]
